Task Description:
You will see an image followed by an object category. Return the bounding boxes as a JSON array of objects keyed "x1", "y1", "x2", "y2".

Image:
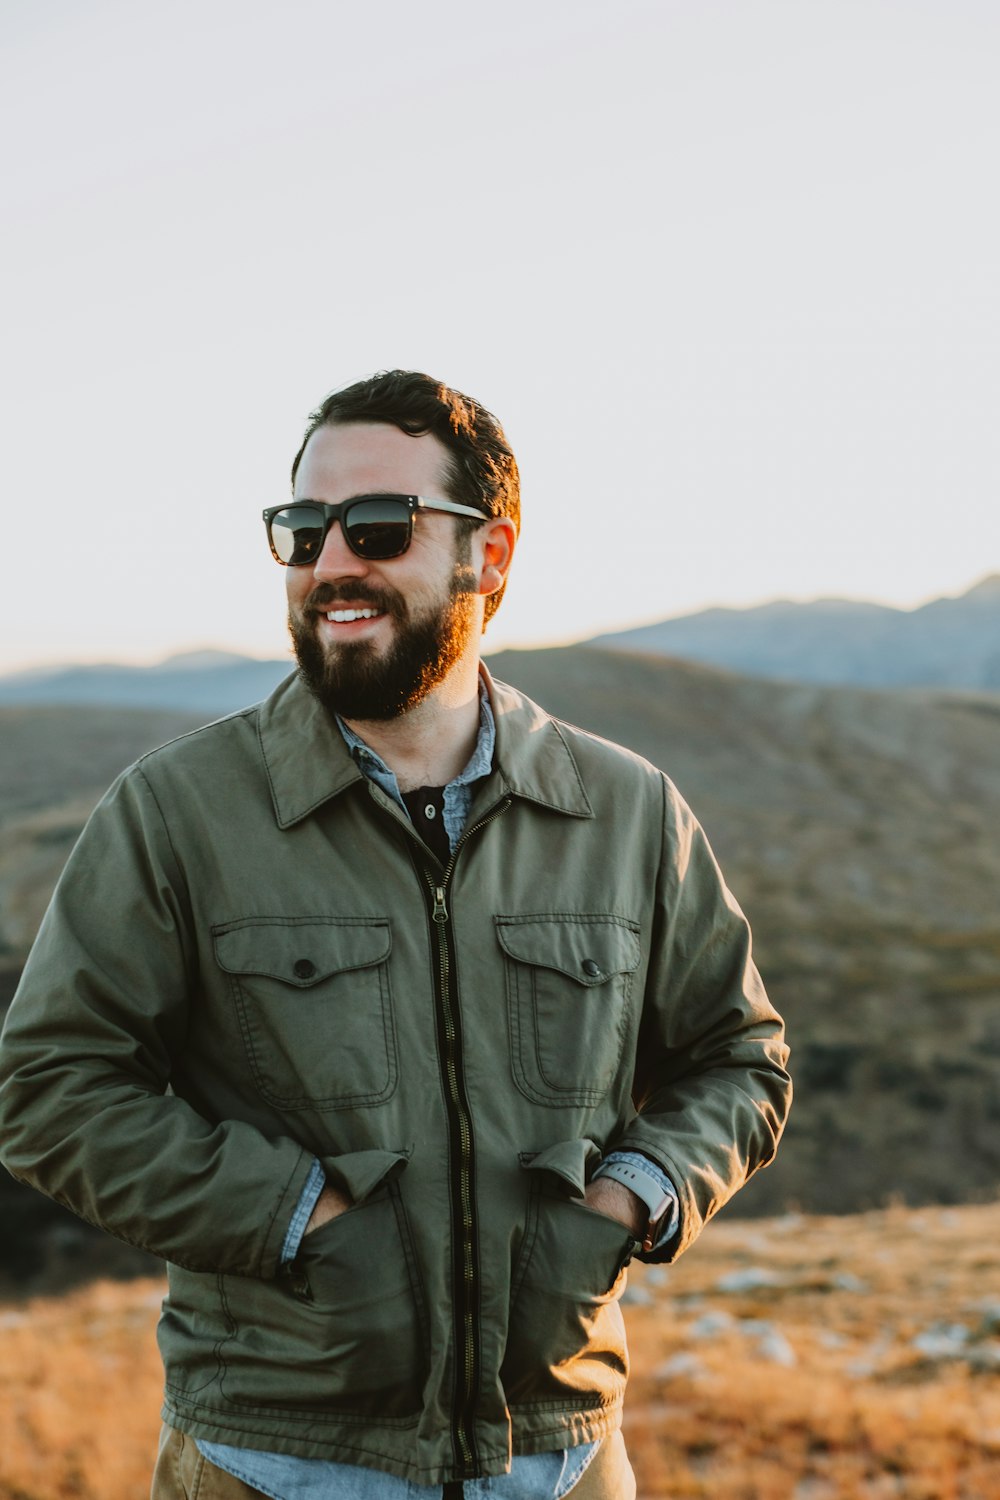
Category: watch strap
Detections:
[{"x1": 593, "y1": 1153, "x2": 679, "y2": 1252}]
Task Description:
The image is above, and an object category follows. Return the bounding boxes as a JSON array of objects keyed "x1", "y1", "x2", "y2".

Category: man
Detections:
[{"x1": 0, "y1": 371, "x2": 791, "y2": 1499}]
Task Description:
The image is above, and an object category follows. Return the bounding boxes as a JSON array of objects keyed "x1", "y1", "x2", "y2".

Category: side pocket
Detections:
[
  {"x1": 502, "y1": 1155, "x2": 637, "y2": 1410},
  {"x1": 160, "y1": 1268, "x2": 226, "y2": 1399},
  {"x1": 218, "y1": 1152, "x2": 426, "y2": 1419}
]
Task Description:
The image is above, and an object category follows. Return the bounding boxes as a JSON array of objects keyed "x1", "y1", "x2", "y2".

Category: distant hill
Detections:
[
  {"x1": 2, "y1": 645, "x2": 999, "y2": 1284},
  {"x1": 0, "y1": 650, "x2": 293, "y2": 712},
  {"x1": 587, "y1": 574, "x2": 1000, "y2": 689}
]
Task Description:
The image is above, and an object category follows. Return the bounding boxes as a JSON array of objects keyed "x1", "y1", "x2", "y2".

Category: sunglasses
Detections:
[{"x1": 262, "y1": 494, "x2": 489, "y2": 566}]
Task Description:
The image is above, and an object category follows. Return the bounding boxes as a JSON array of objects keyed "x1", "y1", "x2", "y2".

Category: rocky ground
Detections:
[{"x1": 621, "y1": 1199, "x2": 1000, "y2": 1497}]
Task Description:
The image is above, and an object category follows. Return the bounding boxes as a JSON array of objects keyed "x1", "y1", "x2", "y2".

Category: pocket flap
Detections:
[
  {"x1": 213, "y1": 918, "x2": 391, "y2": 985},
  {"x1": 495, "y1": 916, "x2": 640, "y2": 985},
  {"x1": 321, "y1": 1147, "x2": 410, "y2": 1203},
  {"x1": 519, "y1": 1138, "x2": 602, "y2": 1194}
]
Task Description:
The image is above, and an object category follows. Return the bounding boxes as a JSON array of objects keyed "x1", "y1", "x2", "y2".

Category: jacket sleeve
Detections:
[
  {"x1": 614, "y1": 775, "x2": 792, "y2": 1263},
  {"x1": 0, "y1": 765, "x2": 315, "y2": 1279}
]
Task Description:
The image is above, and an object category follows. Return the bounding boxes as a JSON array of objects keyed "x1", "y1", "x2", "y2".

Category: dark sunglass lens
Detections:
[
  {"x1": 345, "y1": 498, "x2": 412, "y2": 559},
  {"x1": 270, "y1": 507, "x2": 325, "y2": 565}
]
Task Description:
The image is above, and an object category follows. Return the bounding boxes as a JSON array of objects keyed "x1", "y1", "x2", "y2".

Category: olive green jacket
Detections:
[{"x1": 0, "y1": 670, "x2": 790, "y2": 1485}]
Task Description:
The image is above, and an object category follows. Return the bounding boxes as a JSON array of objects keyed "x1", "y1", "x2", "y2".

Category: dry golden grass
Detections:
[
  {"x1": 1, "y1": 1202, "x2": 999, "y2": 1498},
  {"x1": 0, "y1": 1277, "x2": 165, "y2": 1498},
  {"x1": 622, "y1": 1201, "x2": 1000, "y2": 1499}
]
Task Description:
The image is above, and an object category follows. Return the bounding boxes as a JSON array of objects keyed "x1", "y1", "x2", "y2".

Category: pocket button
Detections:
[
  {"x1": 293, "y1": 958, "x2": 317, "y2": 979},
  {"x1": 582, "y1": 958, "x2": 601, "y2": 978}
]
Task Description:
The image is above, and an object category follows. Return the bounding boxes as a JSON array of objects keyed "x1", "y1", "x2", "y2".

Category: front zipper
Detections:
[{"x1": 416, "y1": 797, "x2": 511, "y2": 1478}]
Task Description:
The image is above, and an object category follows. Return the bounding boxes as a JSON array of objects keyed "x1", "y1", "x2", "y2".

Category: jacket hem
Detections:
[{"x1": 162, "y1": 1391, "x2": 623, "y2": 1484}]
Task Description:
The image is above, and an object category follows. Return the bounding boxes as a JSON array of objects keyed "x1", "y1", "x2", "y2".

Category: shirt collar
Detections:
[{"x1": 335, "y1": 676, "x2": 496, "y2": 792}]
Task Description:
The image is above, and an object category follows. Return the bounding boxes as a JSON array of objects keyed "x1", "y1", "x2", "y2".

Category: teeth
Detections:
[{"x1": 326, "y1": 608, "x2": 380, "y2": 622}]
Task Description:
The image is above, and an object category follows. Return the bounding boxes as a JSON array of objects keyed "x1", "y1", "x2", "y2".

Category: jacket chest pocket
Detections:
[
  {"x1": 496, "y1": 915, "x2": 641, "y2": 1106},
  {"x1": 213, "y1": 918, "x2": 397, "y2": 1110}
]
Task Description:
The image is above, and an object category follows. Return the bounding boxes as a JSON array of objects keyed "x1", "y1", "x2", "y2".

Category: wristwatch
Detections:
[{"x1": 591, "y1": 1158, "x2": 675, "y2": 1253}]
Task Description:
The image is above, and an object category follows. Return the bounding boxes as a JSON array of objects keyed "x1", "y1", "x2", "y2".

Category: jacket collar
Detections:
[
  {"x1": 257, "y1": 665, "x2": 593, "y2": 830},
  {"x1": 483, "y1": 665, "x2": 593, "y2": 820},
  {"x1": 257, "y1": 672, "x2": 365, "y2": 829}
]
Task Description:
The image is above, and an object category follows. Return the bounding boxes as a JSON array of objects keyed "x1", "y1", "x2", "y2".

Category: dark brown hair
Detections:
[{"x1": 292, "y1": 370, "x2": 519, "y2": 624}]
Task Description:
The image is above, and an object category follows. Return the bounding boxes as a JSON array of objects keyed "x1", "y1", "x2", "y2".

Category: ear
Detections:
[{"x1": 475, "y1": 517, "x2": 517, "y2": 597}]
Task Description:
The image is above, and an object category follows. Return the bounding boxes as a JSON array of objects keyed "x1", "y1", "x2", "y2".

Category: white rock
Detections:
[
  {"x1": 793, "y1": 1480, "x2": 837, "y2": 1500},
  {"x1": 738, "y1": 1318, "x2": 777, "y2": 1336},
  {"x1": 832, "y1": 1272, "x2": 868, "y2": 1293},
  {"x1": 912, "y1": 1323, "x2": 971, "y2": 1359},
  {"x1": 621, "y1": 1284, "x2": 654, "y2": 1307},
  {"x1": 653, "y1": 1352, "x2": 703, "y2": 1381},
  {"x1": 715, "y1": 1267, "x2": 782, "y2": 1293},
  {"x1": 689, "y1": 1310, "x2": 736, "y2": 1339},
  {"x1": 846, "y1": 1337, "x2": 892, "y2": 1378},
  {"x1": 756, "y1": 1329, "x2": 797, "y2": 1367}
]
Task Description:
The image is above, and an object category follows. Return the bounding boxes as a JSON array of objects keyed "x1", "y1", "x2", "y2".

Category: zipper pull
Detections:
[{"x1": 432, "y1": 885, "x2": 449, "y2": 924}]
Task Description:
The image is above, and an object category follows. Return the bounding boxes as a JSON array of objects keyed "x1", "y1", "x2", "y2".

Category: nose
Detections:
[{"x1": 311, "y1": 518, "x2": 369, "y2": 581}]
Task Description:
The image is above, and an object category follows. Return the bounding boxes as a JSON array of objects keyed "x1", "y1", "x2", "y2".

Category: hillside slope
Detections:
[{"x1": 0, "y1": 706, "x2": 204, "y2": 969}]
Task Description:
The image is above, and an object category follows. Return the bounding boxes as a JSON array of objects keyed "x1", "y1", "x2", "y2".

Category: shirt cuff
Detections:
[
  {"x1": 594, "y1": 1150, "x2": 680, "y2": 1250},
  {"x1": 280, "y1": 1158, "x2": 326, "y2": 1264}
]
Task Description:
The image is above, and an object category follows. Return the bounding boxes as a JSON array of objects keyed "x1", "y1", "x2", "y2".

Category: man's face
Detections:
[{"x1": 286, "y1": 421, "x2": 482, "y2": 721}]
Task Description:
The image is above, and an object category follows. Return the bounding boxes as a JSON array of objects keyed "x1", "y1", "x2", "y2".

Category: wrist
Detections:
[
  {"x1": 583, "y1": 1176, "x2": 647, "y2": 1240},
  {"x1": 592, "y1": 1154, "x2": 676, "y2": 1252}
]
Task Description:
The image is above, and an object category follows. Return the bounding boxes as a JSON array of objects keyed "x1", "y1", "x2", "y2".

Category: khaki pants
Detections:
[
  {"x1": 151, "y1": 1424, "x2": 636, "y2": 1499},
  {"x1": 565, "y1": 1431, "x2": 636, "y2": 1499}
]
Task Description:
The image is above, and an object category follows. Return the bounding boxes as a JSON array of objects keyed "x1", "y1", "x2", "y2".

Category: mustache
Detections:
[{"x1": 304, "y1": 582, "x2": 404, "y2": 616}]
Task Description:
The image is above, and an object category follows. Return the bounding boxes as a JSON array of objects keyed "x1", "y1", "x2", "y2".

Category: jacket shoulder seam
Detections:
[
  {"x1": 545, "y1": 712, "x2": 668, "y2": 782},
  {"x1": 128, "y1": 705, "x2": 259, "y2": 771}
]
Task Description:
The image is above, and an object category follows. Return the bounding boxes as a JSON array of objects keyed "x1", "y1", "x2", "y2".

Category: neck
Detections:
[{"x1": 341, "y1": 656, "x2": 484, "y2": 793}]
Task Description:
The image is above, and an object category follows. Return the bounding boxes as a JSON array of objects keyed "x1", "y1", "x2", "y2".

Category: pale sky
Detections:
[{"x1": 2, "y1": 0, "x2": 998, "y2": 673}]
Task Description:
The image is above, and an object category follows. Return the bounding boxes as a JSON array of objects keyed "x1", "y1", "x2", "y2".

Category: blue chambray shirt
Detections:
[{"x1": 198, "y1": 681, "x2": 677, "y2": 1497}]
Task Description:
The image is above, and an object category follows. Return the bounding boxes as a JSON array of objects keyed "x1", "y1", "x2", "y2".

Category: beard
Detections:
[{"x1": 289, "y1": 565, "x2": 480, "y2": 722}]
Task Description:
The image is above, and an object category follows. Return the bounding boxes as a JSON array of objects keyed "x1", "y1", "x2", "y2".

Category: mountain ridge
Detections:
[{"x1": 587, "y1": 574, "x2": 1000, "y2": 688}]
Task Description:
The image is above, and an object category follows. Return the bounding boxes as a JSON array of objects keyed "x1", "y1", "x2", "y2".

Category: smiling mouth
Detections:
[{"x1": 325, "y1": 608, "x2": 384, "y2": 623}]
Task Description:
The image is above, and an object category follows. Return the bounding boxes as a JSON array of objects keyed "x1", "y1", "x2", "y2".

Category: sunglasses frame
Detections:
[{"x1": 262, "y1": 494, "x2": 490, "y2": 566}]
